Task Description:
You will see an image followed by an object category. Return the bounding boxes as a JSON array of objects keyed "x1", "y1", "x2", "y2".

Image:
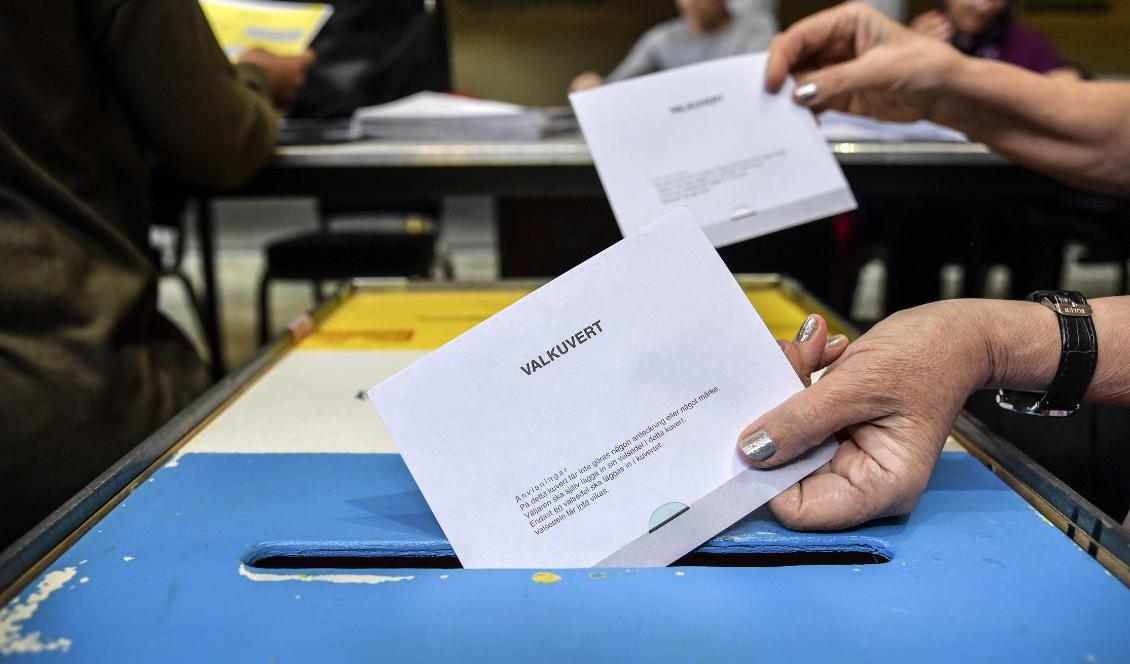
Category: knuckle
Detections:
[{"x1": 790, "y1": 396, "x2": 824, "y2": 435}]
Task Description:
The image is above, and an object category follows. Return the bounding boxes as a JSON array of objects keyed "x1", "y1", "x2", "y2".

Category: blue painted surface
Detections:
[{"x1": 7, "y1": 453, "x2": 1128, "y2": 662}]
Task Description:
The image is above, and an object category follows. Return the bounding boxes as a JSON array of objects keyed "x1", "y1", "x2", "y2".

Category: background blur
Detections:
[{"x1": 448, "y1": 0, "x2": 1130, "y2": 106}]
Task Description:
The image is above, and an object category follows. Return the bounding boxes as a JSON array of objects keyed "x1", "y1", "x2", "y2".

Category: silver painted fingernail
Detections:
[
  {"x1": 795, "y1": 82, "x2": 818, "y2": 102},
  {"x1": 795, "y1": 315, "x2": 818, "y2": 343},
  {"x1": 740, "y1": 430, "x2": 776, "y2": 463},
  {"x1": 826, "y1": 334, "x2": 848, "y2": 348}
]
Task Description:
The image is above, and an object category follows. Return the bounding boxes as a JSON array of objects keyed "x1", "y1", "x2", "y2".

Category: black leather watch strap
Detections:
[{"x1": 997, "y1": 290, "x2": 1097, "y2": 417}]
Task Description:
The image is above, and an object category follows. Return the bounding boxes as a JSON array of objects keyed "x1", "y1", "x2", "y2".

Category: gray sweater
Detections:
[{"x1": 605, "y1": 11, "x2": 777, "y2": 83}]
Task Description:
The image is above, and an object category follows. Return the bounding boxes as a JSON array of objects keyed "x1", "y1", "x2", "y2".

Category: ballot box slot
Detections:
[
  {"x1": 251, "y1": 554, "x2": 463, "y2": 570},
  {"x1": 672, "y1": 550, "x2": 889, "y2": 567},
  {"x1": 243, "y1": 545, "x2": 891, "y2": 570}
]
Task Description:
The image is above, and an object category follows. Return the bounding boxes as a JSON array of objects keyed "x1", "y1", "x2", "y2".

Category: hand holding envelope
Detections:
[
  {"x1": 367, "y1": 54, "x2": 860, "y2": 568},
  {"x1": 570, "y1": 53, "x2": 856, "y2": 247},
  {"x1": 368, "y1": 211, "x2": 836, "y2": 568}
]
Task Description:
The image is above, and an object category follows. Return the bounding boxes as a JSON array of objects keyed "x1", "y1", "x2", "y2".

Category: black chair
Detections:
[
  {"x1": 286, "y1": 0, "x2": 451, "y2": 120},
  {"x1": 1055, "y1": 194, "x2": 1130, "y2": 295},
  {"x1": 257, "y1": 200, "x2": 443, "y2": 343},
  {"x1": 258, "y1": 0, "x2": 454, "y2": 344},
  {"x1": 150, "y1": 187, "x2": 217, "y2": 369}
]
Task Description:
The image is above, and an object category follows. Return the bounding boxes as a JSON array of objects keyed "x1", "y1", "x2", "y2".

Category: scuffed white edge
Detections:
[
  {"x1": 1, "y1": 567, "x2": 77, "y2": 655},
  {"x1": 238, "y1": 564, "x2": 412, "y2": 585}
]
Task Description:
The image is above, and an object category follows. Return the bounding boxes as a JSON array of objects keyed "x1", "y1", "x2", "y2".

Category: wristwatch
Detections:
[{"x1": 996, "y1": 290, "x2": 1097, "y2": 417}]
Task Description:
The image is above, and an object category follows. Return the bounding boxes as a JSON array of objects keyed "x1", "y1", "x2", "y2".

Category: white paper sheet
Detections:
[
  {"x1": 367, "y1": 210, "x2": 834, "y2": 568},
  {"x1": 353, "y1": 92, "x2": 577, "y2": 140},
  {"x1": 570, "y1": 53, "x2": 856, "y2": 247}
]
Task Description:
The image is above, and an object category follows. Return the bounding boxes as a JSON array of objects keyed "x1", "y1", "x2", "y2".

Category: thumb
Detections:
[
  {"x1": 735, "y1": 373, "x2": 874, "y2": 469},
  {"x1": 791, "y1": 55, "x2": 890, "y2": 109}
]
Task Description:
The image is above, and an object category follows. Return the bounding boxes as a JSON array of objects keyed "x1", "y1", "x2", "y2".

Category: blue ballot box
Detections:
[{"x1": 2, "y1": 279, "x2": 1127, "y2": 661}]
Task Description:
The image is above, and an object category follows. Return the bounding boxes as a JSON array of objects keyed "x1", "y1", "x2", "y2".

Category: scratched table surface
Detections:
[{"x1": 4, "y1": 279, "x2": 1127, "y2": 662}]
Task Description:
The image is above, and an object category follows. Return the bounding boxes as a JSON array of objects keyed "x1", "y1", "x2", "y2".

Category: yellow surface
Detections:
[
  {"x1": 298, "y1": 284, "x2": 839, "y2": 351},
  {"x1": 199, "y1": 0, "x2": 331, "y2": 58}
]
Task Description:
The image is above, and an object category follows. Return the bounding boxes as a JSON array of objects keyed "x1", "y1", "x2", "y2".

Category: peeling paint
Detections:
[
  {"x1": 1029, "y1": 505, "x2": 1055, "y2": 528},
  {"x1": 122, "y1": 556, "x2": 134, "y2": 562},
  {"x1": 587, "y1": 571, "x2": 607, "y2": 581},
  {"x1": 79, "y1": 578, "x2": 89, "y2": 584},
  {"x1": 0, "y1": 567, "x2": 76, "y2": 655},
  {"x1": 238, "y1": 564, "x2": 412, "y2": 585},
  {"x1": 674, "y1": 571, "x2": 686, "y2": 577},
  {"x1": 164, "y1": 452, "x2": 186, "y2": 468},
  {"x1": 531, "y1": 572, "x2": 561, "y2": 584},
  {"x1": 439, "y1": 574, "x2": 449, "y2": 580}
]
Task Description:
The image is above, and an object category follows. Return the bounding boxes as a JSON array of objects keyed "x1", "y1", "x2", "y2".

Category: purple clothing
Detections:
[{"x1": 961, "y1": 21, "x2": 1067, "y2": 74}]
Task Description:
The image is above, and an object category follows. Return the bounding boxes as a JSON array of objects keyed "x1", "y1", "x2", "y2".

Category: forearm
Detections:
[
  {"x1": 973, "y1": 296, "x2": 1130, "y2": 406},
  {"x1": 929, "y1": 57, "x2": 1130, "y2": 194},
  {"x1": 96, "y1": 0, "x2": 278, "y2": 189}
]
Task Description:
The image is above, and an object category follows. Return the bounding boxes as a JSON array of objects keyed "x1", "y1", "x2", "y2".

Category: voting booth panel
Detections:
[{"x1": 1, "y1": 278, "x2": 1127, "y2": 661}]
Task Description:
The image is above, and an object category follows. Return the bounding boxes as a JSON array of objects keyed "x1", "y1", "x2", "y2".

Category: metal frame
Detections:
[
  {"x1": 3, "y1": 277, "x2": 1125, "y2": 601},
  {"x1": 268, "y1": 138, "x2": 1003, "y2": 169},
  {"x1": 953, "y1": 411, "x2": 1130, "y2": 585}
]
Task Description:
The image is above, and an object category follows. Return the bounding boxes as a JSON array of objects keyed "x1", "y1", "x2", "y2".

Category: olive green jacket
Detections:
[{"x1": 0, "y1": 0, "x2": 277, "y2": 546}]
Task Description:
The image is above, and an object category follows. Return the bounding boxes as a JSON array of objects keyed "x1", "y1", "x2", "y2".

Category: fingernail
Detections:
[
  {"x1": 795, "y1": 82, "x2": 818, "y2": 102},
  {"x1": 740, "y1": 430, "x2": 776, "y2": 463},
  {"x1": 826, "y1": 334, "x2": 848, "y2": 348},
  {"x1": 795, "y1": 315, "x2": 817, "y2": 343}
]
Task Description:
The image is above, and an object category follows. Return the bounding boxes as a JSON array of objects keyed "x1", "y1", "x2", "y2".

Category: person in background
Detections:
[
  {"x1": 911, "y1": 0, "x2": 1081, "y2": 77},
  {"x1": 285, "y1": 0, "x2": 450, "y2": 119},
  {"x1": 856, "y1": 2, "x2": 1081, "y2": 314},
  {"x1": 734, "y1": 2, "x2": 1130, "y2": 531},
  {"x1": 0, "y1": 1, "x2": 312, "y2": 549},
  {"x1": 569, "y1": 0, "x2": 777, "y2": 92}
]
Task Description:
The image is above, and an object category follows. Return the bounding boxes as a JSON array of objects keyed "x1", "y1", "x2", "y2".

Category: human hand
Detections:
[
  {"x1": 239, "y1": 48, "x2": 316, "y2": 109},
  {"x1": 765, "y1": 1, "x2": 963, "y2": 123},
  {"x1": 911, "y1": 10, "x2": 955, "y2": 42},
  {"x1": 737, "y1": 301, "x2": 993, "y2": 530},
  {"x1": 569, "y1": 72, "x2": 604, "y2": 93},
  {"x1": 775, "y1": 314, "x2": 849, "y2": 388}
]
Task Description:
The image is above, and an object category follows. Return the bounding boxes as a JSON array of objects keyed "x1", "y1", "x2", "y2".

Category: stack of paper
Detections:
[
  {"x1": 199, "y1": 0, "x2": 333, "y2": 59},
  {"x1": 353, "y1": 92, "x2": 578, "y2": 141},
  {"x1": 818, "y1": 110, "x2": 968, "y2": 142}
]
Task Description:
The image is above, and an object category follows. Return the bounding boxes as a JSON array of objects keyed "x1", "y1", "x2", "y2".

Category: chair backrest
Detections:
[{"x1": 286, "y1": 0, "x2": 452, "y2": 119}]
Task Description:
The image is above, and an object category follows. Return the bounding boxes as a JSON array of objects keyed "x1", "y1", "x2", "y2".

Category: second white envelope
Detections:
[{"x1": 571, "y1": 53, "x2": 856, "y2": 247}]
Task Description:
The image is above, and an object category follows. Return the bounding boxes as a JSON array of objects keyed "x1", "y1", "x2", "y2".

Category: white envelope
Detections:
[
  {"x1": 571, "y1": 53, "x2": 856, "y2": 247},
  {"x1": 368, "y1": 210, "x2": 834, "y2": 568}
]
